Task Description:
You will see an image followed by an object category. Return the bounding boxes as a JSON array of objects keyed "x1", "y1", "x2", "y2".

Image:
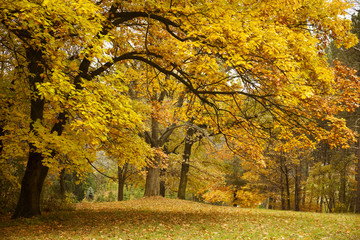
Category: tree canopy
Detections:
[{"x1": 1, "y1": 0, "x2": 359, "y2": 218}]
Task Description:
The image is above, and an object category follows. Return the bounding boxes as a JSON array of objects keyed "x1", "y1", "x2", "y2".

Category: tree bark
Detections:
[
  {"x1": 355, "y1": 123, "x2": 360, "y2": 213},
  {"x1": 279, "y1": 154, "x2": 286, "y2": 210},
  {"x1": 280, "y1": 171, "x2": 285, "y2": 210},
  {"x1": 160, "y1": 168, "x2": 166, "y2": 197},
  {"x1": 178, "y1": 162, "x2": 190, "y2": 199},
  {"x1": 118, "y1": 164, "x2": 128, "y2": 201},
  {"x1": 144, "y1": 110, "x2": 176, "y2": 197},
  {"x1": 294, "y1": 165, "x2": 301, "y2": 211},
  {"x1": 339, "y1": 164, "x2": 346, "y2": 207},
  {"x1": 302, "y1": 160, "x2": 309, "y2": 207},
  {"x1": 59, "y1": 168, "x2": 66, "y2": 199},
  {"x1": 178, "y1": 126, "x2": 195, "y2": 199},
  {"x1": 284, "y1": 165, "x2": 291, "y2": 210},
  {"x1": 0, "y1": 125, "x2": 4, "y2": 154},
  {"x1": 12, "y1": 47, "x2": 49, "y2": 219},
  {"x1": 144, "y1": 117, "x2": 161, "y2": 197},
  {"x1": 144, "y1": 166, "x2": 160, "y2": 196}
]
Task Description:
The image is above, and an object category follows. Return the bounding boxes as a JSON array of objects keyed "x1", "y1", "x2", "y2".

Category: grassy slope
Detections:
[{"x1": 1, "y1": 197, "x2": 359, "y2": 239}]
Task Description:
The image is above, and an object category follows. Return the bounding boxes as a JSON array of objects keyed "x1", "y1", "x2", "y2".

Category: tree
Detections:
[
  {"x1": 178, "y1": 121, "x2": 205, "y2": 199},
  {"x1": 1, "y1": 0, "x2": 359, "y2": 218}
]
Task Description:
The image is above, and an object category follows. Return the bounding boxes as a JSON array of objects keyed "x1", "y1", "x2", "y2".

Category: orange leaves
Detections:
[{"x1": 333, "y1": 61, "x2": 360, "y2": 112}]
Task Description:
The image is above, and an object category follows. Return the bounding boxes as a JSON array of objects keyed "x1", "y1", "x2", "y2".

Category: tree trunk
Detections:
[
  {"x1": 268, "y1": 197, "x2": 275, "y2": 209},
  {"x1": 118, "y1": 164, "x2": 128, "y2": 201},
  {"x1": 294, "y1": 165, "x2": 301, "y2": 211},
  {"x1": 60, "y1": 168, "x2": 66, "y2": 199},
  {"x1": 144, "y1": 112, "x2": 176, "y2": 197},
  {"x1": 0, "y1": 125, "x2": 4, "y2": 154},
  {"x1": 12, "y1": 47, "x2": 48, "y2": 219},
  {"x1": 355, "y1": 125, "x2": 360, "y2": 213},
  {"x1": 284, "y1": 165, "x2": 291, "y2": 210},
  {"x1": 302, "y1": 160, "x2": 308, "y2": 207},
  {"x1": 280, "y1": 154, "x2": 286, "y2": 210},
  {"x1": 280, "y1": 173, "x2": 285, "y2": 210},
  {"x1": 144, "y1": 117, "x2": 161, "y2": 197},
  {"x1": 12, "y1": 150, "x2": 49, "y2": 218},
  {"x1": 143, "y1": 89, "x2": 180, "y2": 197},
  {"x1": 144, "y1": 166, "x2": 160, "y2": 196},
  {"x1": 160, "y1": 168, "x2": 166, "y2": 197},
  {"x1": 339, "y1": 165, "x2": 346, "y2": 207},
  {"x1": 178, "y1": 162, "x2": 190, "y2": 199},
  {"x1": 178, "y1": 126, "x2": 195, "y2": 199}
]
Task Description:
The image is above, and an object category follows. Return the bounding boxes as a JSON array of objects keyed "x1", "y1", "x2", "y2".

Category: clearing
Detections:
[{"x1": 1, "y1": 197, "x2": 359, "y2": 239}]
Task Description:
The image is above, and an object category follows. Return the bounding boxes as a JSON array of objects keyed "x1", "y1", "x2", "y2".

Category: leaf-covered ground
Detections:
[{"x1": 1, "y1": 197, "x2": 359, "y2": 239}]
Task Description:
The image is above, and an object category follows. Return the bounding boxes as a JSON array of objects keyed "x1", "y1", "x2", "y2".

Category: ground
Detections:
[{"x1": 1, "y1": 197, "x2": 359, "y2": 239}]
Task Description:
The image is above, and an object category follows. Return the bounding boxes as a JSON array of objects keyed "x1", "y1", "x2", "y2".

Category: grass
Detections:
[{"x1": 1, "y1": 197, "x2": 359, "y2": 239}]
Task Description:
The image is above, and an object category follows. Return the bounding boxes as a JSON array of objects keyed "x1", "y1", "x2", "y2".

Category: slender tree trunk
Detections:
[
  {"x1": 59, "y1": 168, "x2": 66, "y2": 199},
  {"x1": 309, "y1": 191, "x2": 313, "y2": 211},
  {"x1": 178, "y1": 163, "x2": 190, "y2": 199},
  {"x1": 294, "y1": 165, "x2": 301, "y2": 211},
  {"x1": 0, "y1": 125, "x2": 4, "y2": 154},
  {"x1": 118, "y1": 164, "x2": 128, "y2": 201},
  {"x1": 178, "y1": 126, "x2": 195, "y2": 199},
  {"x1": 355, "y1": 126, "x2": 360, "y2": 213},
  {"x1": 280, "y1": 154, "x2": 286, "y2": 210},
  {"x1": 280, "y1": 172, "x2": 285, "y2": 210},
  {"x1": 160, "y1": 168, "x2": 166, "y2": 197},
  {"x1": 284, "y1": 165, "x2": 291, "y2": 210},
  {"x1": 12, "y1": 48, "x2": 49, "y2": 219},
  {"x1": 339, "y1": 164, "x2": 347, "y2": 210},
  {"x1": 302, "y1": 160, "x2": 308, "y2": 208}
]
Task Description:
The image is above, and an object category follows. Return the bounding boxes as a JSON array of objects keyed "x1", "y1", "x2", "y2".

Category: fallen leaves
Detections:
[{"x1": 1, "y1": 197, "x2": 360, "y2": 239}]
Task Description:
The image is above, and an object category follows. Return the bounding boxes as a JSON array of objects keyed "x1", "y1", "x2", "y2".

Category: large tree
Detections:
[{"x1": 1, "y1": 0, "x2": 359, "y2": 218}]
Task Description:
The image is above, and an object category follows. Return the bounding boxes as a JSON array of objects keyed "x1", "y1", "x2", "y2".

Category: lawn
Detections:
[{"x1": 1, "y1": 197, "x2": 359, "y2": 239}]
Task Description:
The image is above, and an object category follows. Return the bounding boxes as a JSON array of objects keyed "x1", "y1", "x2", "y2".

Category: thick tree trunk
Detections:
[
  {"x1": 13, "y1": 47, "x2": 49, "y2": 219},
  {"x1": 144, "y1": 113, "x2": 176, "y2": 197},
  {"x1": 144, "y1": 117, "x2": 161, "y2": 197},
  {"x1": 12, "y1": 150, "x2": 49, "y2": 218},
  {"x1": 144, "y1": 166, "x2": 160, "y2": 196},
  {"x1": 143, "y1": 90, "x2": 179, "y2": 197},
  {"x1": 178, "y1": 126, "x2": 195, "y2": 199}
]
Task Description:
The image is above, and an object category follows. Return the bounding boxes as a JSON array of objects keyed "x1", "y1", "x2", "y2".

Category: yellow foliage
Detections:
[
  {"x1": 202, "y1": 188, "x2": 233, "y2": 205},
  {"x1": 1, "y1": 0, "x2": 359, "y2": 197}
]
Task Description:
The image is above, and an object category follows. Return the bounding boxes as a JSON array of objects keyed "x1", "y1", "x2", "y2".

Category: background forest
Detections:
[{"x1": 1, "y1": 0, "x2": 360, "y2": 219}]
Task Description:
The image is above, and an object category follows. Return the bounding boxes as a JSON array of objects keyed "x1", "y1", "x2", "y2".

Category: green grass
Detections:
[{"x1": 1, "y1": 197, "x2": 359, "y2": 239}]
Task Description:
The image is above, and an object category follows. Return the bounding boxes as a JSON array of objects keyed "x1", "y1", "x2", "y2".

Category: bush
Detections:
[{"x1": 41, "y1": 193, "x2": 74, "y2": 213}]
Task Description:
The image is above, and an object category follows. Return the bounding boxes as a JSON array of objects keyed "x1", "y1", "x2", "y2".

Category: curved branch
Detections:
[{"x1": 86, "y1": 158, "x2": 117, "y2": 181}]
